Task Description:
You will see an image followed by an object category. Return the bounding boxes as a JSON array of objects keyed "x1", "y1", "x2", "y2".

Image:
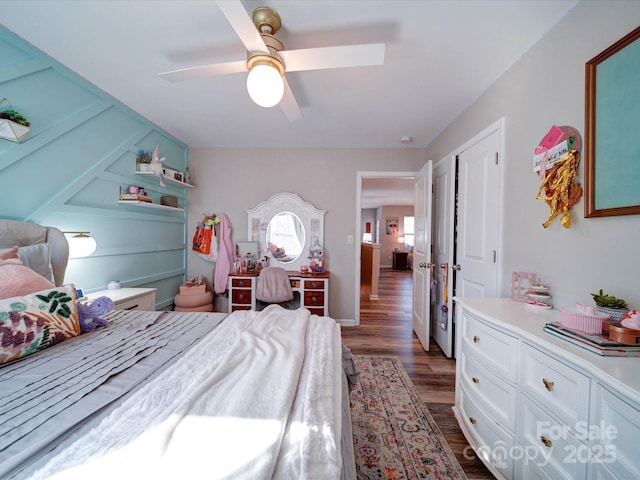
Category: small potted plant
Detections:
[
  {"x1": 0, "y1": 98, "x2": 31, "y2": 143},
  {"x1": 591, "y1": 289, "x2": 630, "y2": 322},
  {"x1": 136, "y1": 149, "x2": 153, "y2": 172}
]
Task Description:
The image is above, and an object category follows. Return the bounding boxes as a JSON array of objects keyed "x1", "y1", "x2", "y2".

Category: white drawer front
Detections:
[
  {"x1": 116, "y1": 294, "x2": 155, "y2": 311},
  {"x1": 461, "y1": 310, "x2": 518, "y2": 382},
  {"x1": 517, "y1": 394, "x2": 588, "y2": 480},
  {"x1": 519, "y1": 342, "x2": 590, "y2": 427},
  {"x1": 458, "y1": 384, "x2": 515, "y2": 478},
  {"x1": 592, "y1": 385, "x2": 640, "y2": 478},
  {"x1": 459, "y1": 347, "x2": 518, "y2": 432}
]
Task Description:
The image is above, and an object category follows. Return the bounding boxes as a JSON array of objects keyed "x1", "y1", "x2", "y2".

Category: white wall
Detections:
[
  {"x1": 424, "y1": 1, "x2": 640, "y2": 309},
  {"x1": 379, "y1": 205, "x2": 414, "y2": 268},
  {"x1": 187, "y1": 147, "x2": 425, "y2": 320}
]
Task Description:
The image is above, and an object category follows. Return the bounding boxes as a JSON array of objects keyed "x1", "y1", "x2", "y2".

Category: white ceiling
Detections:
[
  {"x1": 361, "y1": 177, "x2": 415, "y2": 209},
  {"x1": 1, "y1": 0, "x2": 579, "y2": 152}
]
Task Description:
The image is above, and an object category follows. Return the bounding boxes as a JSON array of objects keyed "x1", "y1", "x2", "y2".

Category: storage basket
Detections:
[
  {"x1": 560, "y1": 307, "x2": 610, "y2": 335},
  {"x1": 160, "y1": 195, "x2": 178, "y2": 208}
]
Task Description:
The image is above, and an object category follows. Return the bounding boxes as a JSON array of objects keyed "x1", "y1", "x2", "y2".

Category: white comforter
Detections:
[{"x1": 21, "y1": 305, "x2": 342, "y2": 480}]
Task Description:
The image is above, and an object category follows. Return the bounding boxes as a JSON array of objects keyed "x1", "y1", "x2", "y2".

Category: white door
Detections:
[
  {"x1": 432, "y1": 155, "x2": 456, "y2": 357},
  {"x1": 412, "y1": 160, "x2": 433, "y2": 351},
  {"x1": 456, "y1": 128, "x2": 500, "y2": 298}
]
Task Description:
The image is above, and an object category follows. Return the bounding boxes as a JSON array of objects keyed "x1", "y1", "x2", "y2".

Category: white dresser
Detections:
[
  {"x1": 453, "y1": 297, "x2": 640, "y2": 480},
  {"x1": 85, "y1": 287, "x2": 156, "y2": 311}
]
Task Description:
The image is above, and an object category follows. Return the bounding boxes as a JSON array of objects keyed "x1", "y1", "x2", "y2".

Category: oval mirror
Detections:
[{"x1": 266, "y1": 211, "x2": 305, "y2": 264}]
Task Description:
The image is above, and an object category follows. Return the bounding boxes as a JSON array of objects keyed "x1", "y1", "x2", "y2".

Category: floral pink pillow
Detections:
[
  {"x1": 0, "y1": 285, "x2": 80, "y2": 364},
  {"x1": 0, "y1": 310, "x2": 47, "y2": 364}
]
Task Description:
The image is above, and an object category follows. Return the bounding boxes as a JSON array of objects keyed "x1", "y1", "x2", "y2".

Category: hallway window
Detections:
[{"x1": 403, "y1": 216, "x2": 414, "y2": 247}]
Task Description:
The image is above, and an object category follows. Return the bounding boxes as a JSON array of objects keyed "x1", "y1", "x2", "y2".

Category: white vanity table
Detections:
[
  {"x1": 228, "y1": 271, "x2": 329, "y2": 315},
  {"x1": 453, "y1": 297, "x2": 640, "y2": 480},
  {"x1": 230, "y1": 192, "x2": 329, "y2": 315}
]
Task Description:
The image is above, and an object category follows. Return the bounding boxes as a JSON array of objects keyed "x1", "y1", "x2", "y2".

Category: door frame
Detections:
[{"x1": 355, "y1": 170, "x2": 417, "y2": 326}]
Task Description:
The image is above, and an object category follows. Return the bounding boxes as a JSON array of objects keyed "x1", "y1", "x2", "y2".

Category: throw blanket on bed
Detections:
[
  {"x1": 18, "y1": 305, "x2": 341, "y2": 480},
  {"x1": 0, "y1": 310, "x2": 222, "y2": 479}
]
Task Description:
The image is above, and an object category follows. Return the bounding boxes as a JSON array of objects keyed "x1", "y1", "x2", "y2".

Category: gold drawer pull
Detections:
[
  {"x1": 473, "y1": 335, "x2": 480, "y2": 343},
  {"x1": 472, "y1": 377, "x2": 480, "y2": 384},
  {"x1": 540, "y1": 435, "x2": 553, "y2": 448},
  {"x1": 469, "y1": 417, "x2": 477, "y2": 425},
  {"x1": 542, "y1": 378, "x2": 555, "y2": 391}
]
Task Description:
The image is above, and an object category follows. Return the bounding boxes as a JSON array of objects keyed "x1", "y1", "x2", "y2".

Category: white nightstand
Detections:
[{"x1": 85, "y1": 288, "x2": 157, "y2": 311}]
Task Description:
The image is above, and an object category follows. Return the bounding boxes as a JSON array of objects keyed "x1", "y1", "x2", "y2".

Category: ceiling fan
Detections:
[{"x1": 158, "y1": 1, "x2": 385, "y2": 121}]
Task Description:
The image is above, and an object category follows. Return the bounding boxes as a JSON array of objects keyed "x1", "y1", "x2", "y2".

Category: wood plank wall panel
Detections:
[{"x1": 0, "y1": 27, "x2": 189, "y2": 309}]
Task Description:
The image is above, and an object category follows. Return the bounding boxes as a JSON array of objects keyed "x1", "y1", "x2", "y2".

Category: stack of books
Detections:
[
  {"x1": 119, "y1": 192, "x2": 152, "y2": 202},
  {"x1": 544, "y1": 322, "x2": 640, "y2": 357}
]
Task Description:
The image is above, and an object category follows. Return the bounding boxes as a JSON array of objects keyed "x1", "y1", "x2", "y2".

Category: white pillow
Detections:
[
  {"x1": 19, "y1": 244, "x2": 55, "y2": 283},
  {"x1": 0, "y1": 244, "x2": 55, "y2": 283}
]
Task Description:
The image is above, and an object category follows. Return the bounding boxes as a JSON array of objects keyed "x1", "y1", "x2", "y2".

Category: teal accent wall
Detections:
[{"x1": 0, "y1": 26, "x2": 189, "y2": 309}]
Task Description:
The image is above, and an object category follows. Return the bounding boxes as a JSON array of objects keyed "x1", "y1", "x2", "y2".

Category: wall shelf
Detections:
[
  {"x1": 118, "y1": 185, "x2": 184, "y2": 211},
  {"x1": 135, "y1": 171, "x2": 193, "y2": 188},
  {"x1": 118, "y1": 200, "x2": 184, "y2": 212}
]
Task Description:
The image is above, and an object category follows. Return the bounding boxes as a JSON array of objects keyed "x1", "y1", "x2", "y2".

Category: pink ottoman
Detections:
[
  {"x1": 174, "y1": 290, "x2": 214, "y2": 312},
  {"x1": 175, "y1": 303, "x2": 214, "y2": 312}
]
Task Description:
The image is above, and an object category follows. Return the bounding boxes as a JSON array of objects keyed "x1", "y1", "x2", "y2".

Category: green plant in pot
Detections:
[
  {"x1": 0, "y1": 98, "x2": 31, "y2": 143},
  {"x1": 136, "y1": 149, "x2": 153, "y2": 172},
  {"x1": 591, "y1": 289, "x2": 629, "y2": 322}
]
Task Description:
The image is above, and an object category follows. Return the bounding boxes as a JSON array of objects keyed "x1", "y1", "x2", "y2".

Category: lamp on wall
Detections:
[{"x1": 64, "y1": 232, "x2": 97, "y2": 258}]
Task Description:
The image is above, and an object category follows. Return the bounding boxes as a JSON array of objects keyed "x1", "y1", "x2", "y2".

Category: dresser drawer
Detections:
[
  {"x1": 459, "y1": 347, "x2": 518, "y2": 432},
  {"x1": 461, "y1": 310, "x2": 518, "y2": 382},
  {"x1": 116, "y1": 295, "x2": 154, "y2": 311},
  {"x1": 304, "y1": 279, "x2": 326, "y2": 290},
  {"x1": 232, "y1": 289, "x2": 252, "y2": 304},
  {"x1": 458, "y1": 384, "x2": 515, "y2": 478},
  {"x1": 517, "y1": 393, "x2": 587, "y2": 480},
  {"x1": 231, "y1": 277, "x2": 253, "y2": 288},
  {"x1": 304, "y1": 290, "x2": 324, "y2": 306},
  {"x1": 519, "y1": 342, "x2": 590, "y2": 427},
  {"x1": 591, "y1": 385, "x2": 640, "y2": 478}
]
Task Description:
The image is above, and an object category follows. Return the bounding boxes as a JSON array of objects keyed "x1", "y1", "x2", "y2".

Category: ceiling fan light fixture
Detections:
[{"x1": 246, "y1": 59, "x2": 285, "y2": 108}]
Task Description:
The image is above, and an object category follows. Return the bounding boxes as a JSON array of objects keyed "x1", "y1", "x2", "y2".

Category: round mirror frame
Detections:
[
  {"x1": 246, "y1": 192, "x2": 325, "y2": 272},
  {"x1": 265, "y1": 211, "x2": 305, "y2": 263}
]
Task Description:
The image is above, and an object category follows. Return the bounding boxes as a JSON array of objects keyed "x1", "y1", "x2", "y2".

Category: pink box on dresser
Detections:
[{"x1": 561, "y1": 306, "x2": 610, "y2": 335}]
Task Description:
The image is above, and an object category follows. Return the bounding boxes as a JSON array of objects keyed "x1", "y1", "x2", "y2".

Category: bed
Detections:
[{"x1": 0, "y1": 220, "x2": 356, "y2": 479}]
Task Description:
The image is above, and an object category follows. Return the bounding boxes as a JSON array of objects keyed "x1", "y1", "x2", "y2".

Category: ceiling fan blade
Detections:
[
  {"x1": 158, "y1": 60, "x2": 247, "y2": 82},
  {"x1": 280, "y1": 77, "x2": 302, "y2": 122},
  {"x1": 216, "y1": 0, "x2": 269, "y2": 53},
  {"x1": 280, "y1": 43, "x2": 385, "y2": 72}
]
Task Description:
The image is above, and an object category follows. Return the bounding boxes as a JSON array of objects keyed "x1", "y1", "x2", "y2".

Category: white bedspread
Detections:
[{"x1": 14, "y1": 305, "x2": 342, "y2": 480}]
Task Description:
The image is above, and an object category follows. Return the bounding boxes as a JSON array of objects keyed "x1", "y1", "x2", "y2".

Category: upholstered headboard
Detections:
[{"x1": 0, "y1": 219, "x2": 69, "y2": 286}]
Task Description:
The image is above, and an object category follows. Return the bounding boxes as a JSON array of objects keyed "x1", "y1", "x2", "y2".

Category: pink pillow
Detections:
[
  {"x1": 0, "y1": 246, "x2": 19, "y2": 260},
  {"x1": 0, "y1": 264, "x2": 55, "y2": 299}
]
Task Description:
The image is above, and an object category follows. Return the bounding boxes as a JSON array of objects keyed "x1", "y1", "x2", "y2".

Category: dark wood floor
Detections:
[{"x1": 341, "y1": 268, "x2": 494, "y2": 479}]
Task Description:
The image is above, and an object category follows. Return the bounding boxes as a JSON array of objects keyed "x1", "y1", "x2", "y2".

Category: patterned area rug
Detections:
[{"x1": 351, "y1": 355, "x2": 467, "y2": 479}]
